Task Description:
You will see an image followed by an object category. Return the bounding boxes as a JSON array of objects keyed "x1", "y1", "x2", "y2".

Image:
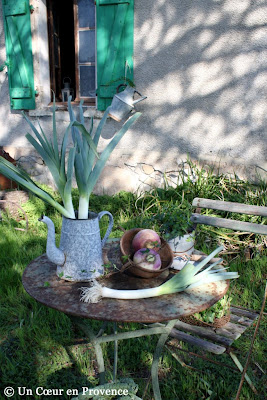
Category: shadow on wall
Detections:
[
  {"x1": 132, "y1": 0, "x2": 267, "y2": 163},
  {"x1": 0, "y1": 0, "x2": 266, "y2": 192}
]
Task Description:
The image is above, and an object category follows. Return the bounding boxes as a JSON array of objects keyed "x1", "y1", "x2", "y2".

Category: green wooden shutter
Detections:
[
  {"x1": 96, "y1": 0, "x2": 134, "y2": 111},
  {"x1": 2, "y1": 0, "x2": 35, "y2": 110}
]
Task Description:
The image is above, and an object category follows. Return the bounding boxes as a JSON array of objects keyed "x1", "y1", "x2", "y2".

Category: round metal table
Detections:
[
  {"x1": 22, "y1": 240, "x2": 229, "y2": 400},
  {"x1": 22, "y1": 240, "x2": 228, "y2": 323}
]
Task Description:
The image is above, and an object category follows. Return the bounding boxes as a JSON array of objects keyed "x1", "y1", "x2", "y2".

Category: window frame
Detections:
[
  {"x1": 46, "y1": 0, "x2": 60, "y2": 100},
  {"x1": 73, "y1": 0, "x2": 96, "y2": 104}
]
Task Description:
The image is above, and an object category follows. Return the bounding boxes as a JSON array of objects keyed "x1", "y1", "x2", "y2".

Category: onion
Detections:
[
  {"x1": 132, "y1": 229, "x2": 161, "y2": 252},
  {"x1": 133, "y1": 248, "x2": 162, "y2": 270}
]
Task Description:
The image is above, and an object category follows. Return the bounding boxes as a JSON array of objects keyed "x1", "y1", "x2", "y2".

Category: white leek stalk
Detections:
[
  {"x1": 80, "y1": 246, "x2": 239, "y2": 303},
  {"x1": 78, "y1": 196, "x2": 90, "y2": 219}
]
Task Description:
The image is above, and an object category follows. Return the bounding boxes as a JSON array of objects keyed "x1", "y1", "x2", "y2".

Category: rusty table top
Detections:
[{"x1": 22, "y1": 240, "x2": 229, "y2": 323}]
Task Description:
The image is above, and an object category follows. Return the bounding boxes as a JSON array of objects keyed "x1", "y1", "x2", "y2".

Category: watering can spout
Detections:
[
  {"x1": 132, "y1": 95, "x2": 147, "y2": 105},
  {"x1": 108, "y1": 85, "x2": 147, "y2": 122},
  {"x1": 39, "y1": 215, "x2": 65, "y2": 266}
]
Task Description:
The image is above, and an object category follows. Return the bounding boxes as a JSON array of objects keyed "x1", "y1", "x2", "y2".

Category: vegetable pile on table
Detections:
[{"x1": 80, "y1": 245, "x2": 239, "y2": 303}]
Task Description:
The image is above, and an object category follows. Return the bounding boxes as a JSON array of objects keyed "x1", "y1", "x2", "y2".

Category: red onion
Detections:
[
  {"x1": 132, "y1": 229, "x2": 161, "y2": 252},
  {"x1": 133, "y1": 248, "x2": 162, "y2": 270}
]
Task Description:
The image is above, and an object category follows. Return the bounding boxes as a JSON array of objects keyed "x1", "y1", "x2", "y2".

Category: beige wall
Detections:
[{"x1": 0, "y1": 0, "x2": 266, "y2": 194}]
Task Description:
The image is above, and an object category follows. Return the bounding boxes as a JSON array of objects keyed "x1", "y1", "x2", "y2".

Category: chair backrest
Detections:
[{"x1": 190, "y1": 198, "x2": 267, "y2": 235}]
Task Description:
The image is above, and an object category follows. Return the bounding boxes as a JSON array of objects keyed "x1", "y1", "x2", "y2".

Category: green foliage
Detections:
[
  {"x1": 149, "y1": 202, "x2": 194, "y2": 239},
  {"x1": 194, "y1": 294, "x2": 232, "y2": 323}
]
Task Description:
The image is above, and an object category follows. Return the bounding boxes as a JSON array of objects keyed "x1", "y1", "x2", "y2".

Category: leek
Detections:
[
  {"x1": 68, "y1": 98, "x2": 141, "y2": 219},
  {"x1": 22, "y1": 96, "x2": 78, "y2": 218},
  {"x1": 0, "y1": 96, "x2": 141, "y2": 220},
  {"x1": 80, "y1": 246, "x2": 239, "y2": 303},
  {"x1": 0, "y1": 96, "x2": 77, "y2": 218},
  {"x1": 0, "y1": 156, "x2": 75, "y2": 218}
]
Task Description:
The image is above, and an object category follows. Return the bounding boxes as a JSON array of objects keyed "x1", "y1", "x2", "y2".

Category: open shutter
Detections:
[
  {"x1": 2, "y1": 0, "x2": 35, "y2": 110},
  {"x1": 96, "y1": 0, "x2": 134, "y2": 111}
]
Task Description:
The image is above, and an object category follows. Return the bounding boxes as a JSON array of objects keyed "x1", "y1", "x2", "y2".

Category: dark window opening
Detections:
[
  {"x1": 47, "y1": 0, "x2": 96, "y2": 105},
  {"x1": 47, "y1": 0, "x2": 76, "y2": 102}
]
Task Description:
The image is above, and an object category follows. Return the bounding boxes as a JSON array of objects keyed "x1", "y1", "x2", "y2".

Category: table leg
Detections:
[
  {"x1": 76, "y1": 321, "x2": 106, "y2": 385},
  {"x1": 96, "y1": 321, "x2": 108, "y2": 338},
  {"x1": 151, "y1": 319, "x2": 178, "y2": 400},
  {"x1": 93, "y1": 337, "x2": 106, "y2": 385},
  {"x1": 113, "y1": 322, "x2": 118, "y2": 382},
  {"x1": 76, "y1": 319, "x2": 178, "y2": 399}
]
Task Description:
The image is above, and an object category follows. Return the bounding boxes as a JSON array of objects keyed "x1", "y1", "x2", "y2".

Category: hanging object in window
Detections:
[
  {"x1": 61, "y1": 77, "x2": 74, "y2": 102},
  {"x1": 109, "y1": 85, "x2": 147, "y2": 122}
]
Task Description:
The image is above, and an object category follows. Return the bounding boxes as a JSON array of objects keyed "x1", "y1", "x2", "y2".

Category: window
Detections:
[
  {"x1": 2, "y1": 0, "x2": 135, "y2": 111},
  {"x1": 47, "y1": 0, "x2": 96, "y2": 104}
]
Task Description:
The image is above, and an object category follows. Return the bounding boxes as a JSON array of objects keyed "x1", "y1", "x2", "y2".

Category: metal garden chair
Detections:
[{"x1": 168, "y1": 198, "x2": 267, "y2": 400}]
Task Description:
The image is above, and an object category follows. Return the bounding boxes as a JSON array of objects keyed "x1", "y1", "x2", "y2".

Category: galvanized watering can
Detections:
[
  {"x1": 40, "y1": 211, "x2": 113, "y2": 281},
  {"x1": 108, "y1": 85, "x2": 147, "y2": 121}
]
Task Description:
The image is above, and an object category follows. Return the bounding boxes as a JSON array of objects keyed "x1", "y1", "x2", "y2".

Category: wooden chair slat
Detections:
[
  {"x1": 192, "y1": 198, "x2": 267, "y2": 217},
  {"x1": 173, "y1": 320, "x2": 246, "y2": 342},
  {"x1": 175, "y1": 320, "x2": 233, "y2": 347},
  {"x1": 230, "y1": 314, "x2": 256, "y2": 327},
  {"x1": 191, "y1": 214, "x2": 267, "y2": 235},
  {"x1": 215, "y1": 322, "x2": 247, "y2": 341},
  {"x1": 230, "y1": 306, "x2": 259, "y2": 320},
  {"x1": 170, "y1": 328, "x2": 227, "y2": 355}
]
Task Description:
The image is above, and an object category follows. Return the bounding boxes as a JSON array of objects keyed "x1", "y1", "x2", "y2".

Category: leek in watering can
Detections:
[
  {"x1": 109, "y1": 84, "x2": 147, "y2": 122},
  {"x1": 0, "y1": 96, "x2": 142, "y2": 281}
]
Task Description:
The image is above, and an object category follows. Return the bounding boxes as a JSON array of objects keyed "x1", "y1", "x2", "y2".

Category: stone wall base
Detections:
[{"x1": 3, "y1": 146, "x2": 266, "y2": 196}]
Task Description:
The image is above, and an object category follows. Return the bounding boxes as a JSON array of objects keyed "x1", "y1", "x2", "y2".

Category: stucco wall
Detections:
[{"x1": 0, "y1": 0, "x2": 266, "y2": 195}]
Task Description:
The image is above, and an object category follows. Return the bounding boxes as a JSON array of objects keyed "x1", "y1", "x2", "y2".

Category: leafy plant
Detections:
[
  {"x1": 151, "y1": 203, "x2": 194, "y2": 239},
  {"x1": 0, "y1": 97, "x2": 141, "y2": 219},
  {"x1": 193, "y1": 294, "x2": 232, "y2": 323}
]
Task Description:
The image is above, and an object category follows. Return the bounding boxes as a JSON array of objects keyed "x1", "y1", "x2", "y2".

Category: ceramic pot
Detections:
[{"x1": 168, "y1": 231, "x2": 195, "y2": 270}]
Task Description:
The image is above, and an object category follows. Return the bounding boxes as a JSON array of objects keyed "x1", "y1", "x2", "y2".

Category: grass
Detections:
[{"x1": 0, "y1": 162, "x2": 266, "y2": 400}]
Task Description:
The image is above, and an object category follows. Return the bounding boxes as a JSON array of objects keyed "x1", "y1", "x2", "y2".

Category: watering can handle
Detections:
[
  {"x1": 98, "y1": 211, "x2": 114, "y2": 248},
  {"x1": 116, "y1": 83, "x2": 127, "y2": 93},
  {"x1": 132, "y1": 90, "x2": 147, "y2": 105}
]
